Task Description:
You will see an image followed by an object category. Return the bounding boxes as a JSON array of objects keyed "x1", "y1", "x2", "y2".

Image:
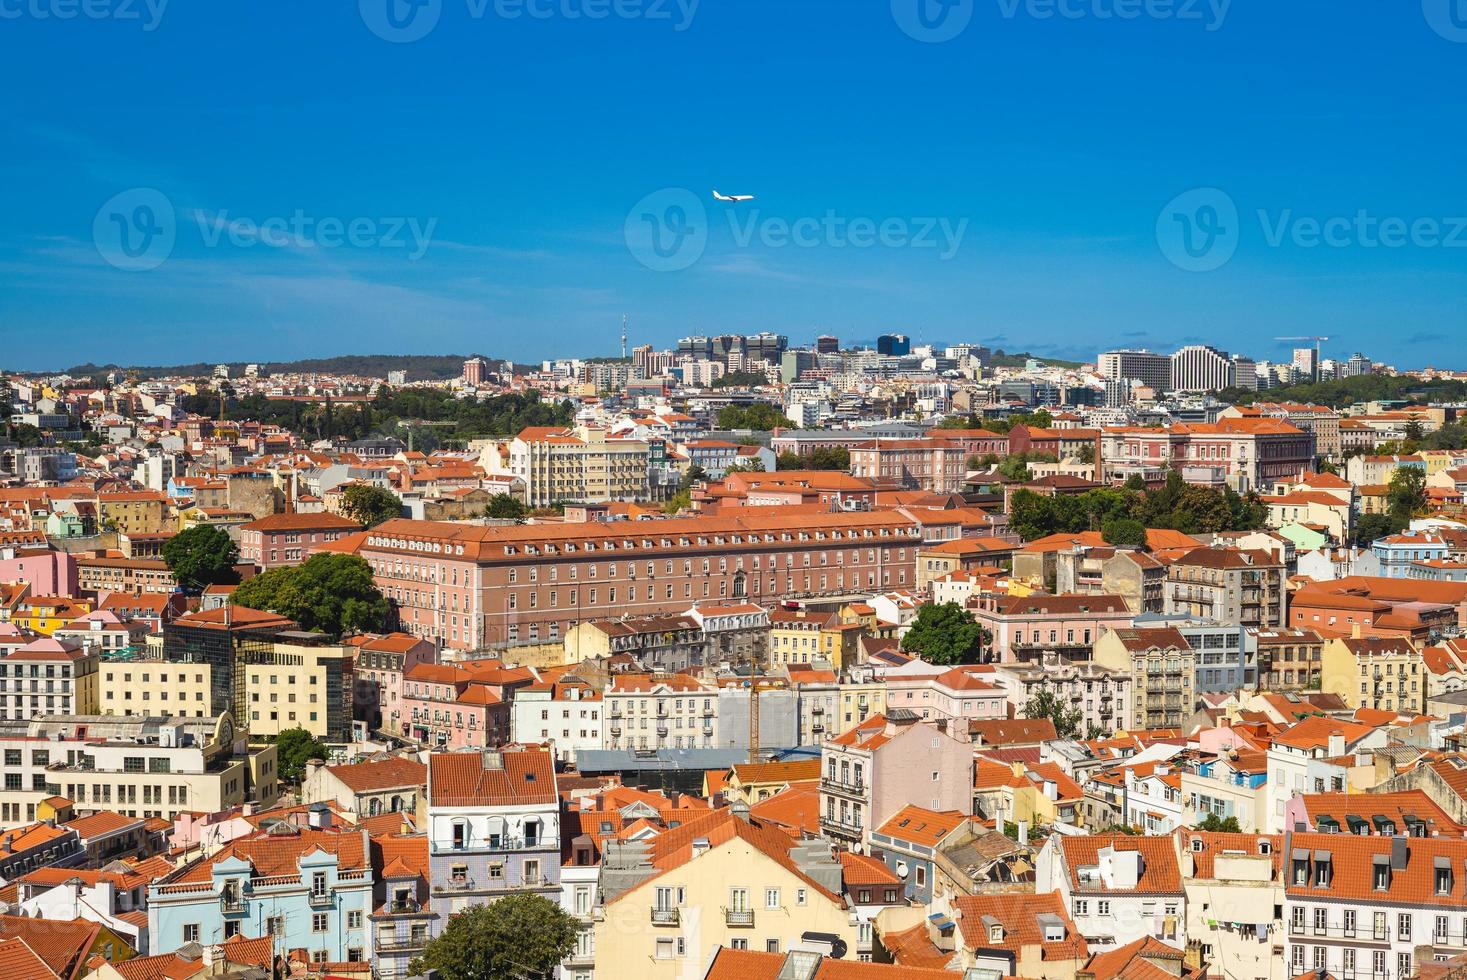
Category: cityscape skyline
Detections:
[{"x1": 5, "y1": 2, "x2": 1467, "y2": 370}]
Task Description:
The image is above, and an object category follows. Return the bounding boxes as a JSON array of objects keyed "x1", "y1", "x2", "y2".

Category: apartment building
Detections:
[
  {"x1": 973, "y1": 593, "x2": 1134, "y2": 663},
  {"x1": 1253, "y1": 627, "x2": 1325, "y2": 691},
  {"x1": 989, "y1": 657, "x2": 1133, "y2": 737},
  {"x1": 1054, "y1": 546, "x2": 1167, "y2": 614},
  {"x1": 161, "y1": 605, "x2": 300, "y2": 725},
  {"x1": 848, "y1": 438, "x2": 968, "y2": 493},
  {"x1": 241, "y1": 637, "x2": 354, "y2": 743},
  {"x1": 594, "y1": 806, "x2": 858, "y2": 979},
  {"x1": 301, "y1": 755, "x2": 426, "y2": 820},
  {"x1": 400, "y1": 661, "x2": 517, "y2": 750},
  {"x1": 564, "y1": 615, "x2": 707, "y2": 673},
  {"x1": 882, "y1": 664, "x2": 1008, "y2": 729},
  {"x1": 0, "y1": 637, "x2": 99, "y2": 721},
  {"x1": 354, "y1": 512, "x2": 921, "y2": 653},
  {"x1": 347, "y1": 632, "x2": 435, "y2": 734},
  {"x1": 687, "y1": 602, "x2": 769, "y2": 668},
  {"x1": 768, "y1": 607, "x2": 865, "y2": 672},
  {"x1": 603, "y1": 673, "x2": 716, "y2": 751},
  {"x1": 148, "y1": 823, "x2": 373, "y2": 961},
  {"x1": 1093, "y1": 627, "x2": 1197, "y2": 731},
  {"x1": 1264, "y1": 717, "x2": 1388, "y2": 834},
  {"x1": 1283, "y1": 832, "x2": 1467, "y2": 980},
  {"x1": 425, "y1": 747, "x2": 561, "y2": 929},
  {"x1": 0, "y1": 714, "x2": 277, "y2": 826},
  {"x1": 75, "y1": 555, "x2": 177, "y2": 597},
  {"x1": 1182, "y1": 831, "x2": 1284, "y2": 980},
  {"x1": 238, "y1": 511, "x2": 363, "y2": 569},
  {"x1": 1320, "y1": 633, "x2": 1425, "y2": 714},
  {"x1": 52, "y1": 611, "x2": 152, "y2": 656},
  {"x1": 98, "y1": 490, "x2": 170, "y2": 535},
  {"x1": 509, "y1": 676, "x2": 603, "y2": 762},
  {"x1": 1164, "y1": 547, "x2": 1287, "y2": 629},
  {"x1": 818, "y1": 711, "x2": 973, "y2": 850},
  {"x1": 99, "y1": 654, "x2": 212, "y2": 719},
  {"x1": 1036, "y1": 832, "x2": 1186, "y2": 951},
  {"x1": 1101, "y1": 418, "x2": 1314, "y2": 491},
  {"x1": 507, "y1": 425, "x2": 651, "y2": 508}
]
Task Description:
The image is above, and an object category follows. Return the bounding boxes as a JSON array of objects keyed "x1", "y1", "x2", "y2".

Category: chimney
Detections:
[
  {"x1": 1018, "y1": 820, "x2": 1029, "y2": 847},
  {"x1": 307, "y1": 802, "x2": 331, "y2": 830},
  {"x1": 1328, "y1": 733, "x2": 1346, "y2": 758},
  {"x1": 1352, "y1": 623, "x2": 1363, "y2": 639}
]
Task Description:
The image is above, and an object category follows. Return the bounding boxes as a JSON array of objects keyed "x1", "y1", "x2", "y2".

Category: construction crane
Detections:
[{"x1": 1276, "y1": 336, "x2": 1331, "y2": 381}]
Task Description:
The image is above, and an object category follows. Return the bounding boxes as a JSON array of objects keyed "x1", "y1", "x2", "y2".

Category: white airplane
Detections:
[{"x1": 712, "y1": 189, "x2": 755, "y2": 202}]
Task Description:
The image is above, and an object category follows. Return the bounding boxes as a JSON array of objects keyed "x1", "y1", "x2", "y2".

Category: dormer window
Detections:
[
  {"x1": 1436, "y1": 857, "x2": 1453, "y2": 895},
  {"x1": 1291, "y1": 850, "x2": 1309, "y2": 885},
  {"x1": 1373, "y1": 856, "x2": 1391, "y2": 891},
  {"x1": 989, "y1": 923, "x2": 1003, "y2": 943},
  {"x1": 1313, "y1": 852, "x2": 1332, "y2": 887}
]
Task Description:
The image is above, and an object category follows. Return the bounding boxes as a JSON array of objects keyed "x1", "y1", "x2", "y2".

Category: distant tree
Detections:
[
  {"x1": 162, "y1": 525, "x2": 240, "y2": 590},
  {"x1": 410, "y1": 894, "x2": 578, "y2": 980},
  {"x1": 485, "y1": 493, "x2": 528, "y2": 521},
  {"x1": 1197, "y1": 813, "x2": 1241, "y2": 833},
  {"x1": 1024, "y1": 689, "x2": 1084, "y2": 738},
  {"x1": 716, "y1": 403, "x2": 795, "y2": 431},
  {"x1": 775, "y1": 451, "x2": 805, "y2": 470},
  {"x1": 677, "y1": 464, "x2": 707, "y2": 492},
  {"x1": 711, "y1": 370, "x2": 768, "y2": 388},
  {"x1": 11, "y1": 423, "x2": 43, "y2": 448},
  {"x1": 807, "y1": 446, "x2": 851, "y2": 471},
  {"x1": 1075, "y1": 443, "x2": 1096, "y2": 465},
  {"x1": 1316, "y1": 457, "x2": 1340, "y2": 475},
  {"x1": 231, "y1": 553, "x2": 389, "y2": 636},
  {"x1": 340, "y1": 483, "x2": 401, "y2": 528},
  {"x1": 662, "y1": 490, "x2": 692, "y2": 515},
  {"x1": 1101, "y1": 518, "x2": 1148, "y2": 549},
  {"x1": 1354, "y1": 511, "x2": 1396, "y2": 546},
  {"x1": 901, "y1": 602, "x2": 991, "y2": 665},
  {"x1": 1387, "y1": 466, "x2": 1427, "y2": 527},
  {"x1": 934, "y1": 414, "x2": 980, "y2": 429},
  {"x1": 1123, "y1": 474, "x2": 1147, "y2": 492},
  {"x1": 274, "y1": 727, "x2": 331, "y2": 783}
]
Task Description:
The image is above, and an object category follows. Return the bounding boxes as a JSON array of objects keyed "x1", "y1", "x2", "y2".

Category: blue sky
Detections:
[{"x1": 2, "y1": 0, "x2": 1466, "y2": 370}]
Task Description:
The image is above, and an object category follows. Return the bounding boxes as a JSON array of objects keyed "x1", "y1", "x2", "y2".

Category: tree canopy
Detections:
[
  {"x1": 901, "y1": 602, "x2": 991, "y2": 665},
  {"x1": 777, "y1": 447, "x2": 849, "y2": 471},
  {"x1": 339, "y1": 483, "x2": 402, "y2": 529},
  {"x1": 1008, "y1": 473, "x2": 1267, "y2": 541},
  {"x1": 485, "y1": 493, "x2": 529, "y2": 521},
  {"x1": 274, "y1": 727, "x2": 331, "y2": 783},
  {"x1": 716, "y1": 403, "x2": 795, "y2": 431},
  {"x1": 231, "y1": 553, "x2": 390, "y2": 636},
  {"x1": 1024, "y1": 688, "x2": 1084, "y2": 738},
  {"x1": 1101, "y1": 518, "x2": 1148, "y2": 549},
  {"x1": 410, "y1": 894, "x2": 579, "y2": 980},
  {"x1": 162, "y1": 525, "x2": 240, "y2": 591}
]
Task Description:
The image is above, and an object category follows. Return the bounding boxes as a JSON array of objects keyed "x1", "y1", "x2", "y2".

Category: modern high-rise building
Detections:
[
  {"x1": 677, "y1": 333, "x2": 788, "y2": 366},
  {"x1": 1345, "y1": 352, "x2": 1374, "y2": 377},
  {"x1": 463, "y1": 356, "x2": 488, "y2": 386},
  {"x1": 876, "y1": 333, "x2": 911, "y2": 356},
  {"x1": 1292, "y1": 347, "x2": 1318, "y2": 382},
  {"x1": 1169, "y1": 345, "x2": 1235, "y2": 393},
  {"x1": 1230, "y1": 355, "x2": 1259, "y2": 391},
  {"x1": 1098, "y1": 349, "x2": 1172, "y2": 391},
  {"x1": 815, "y1": 334, "x2": 840, "y2": 354}
]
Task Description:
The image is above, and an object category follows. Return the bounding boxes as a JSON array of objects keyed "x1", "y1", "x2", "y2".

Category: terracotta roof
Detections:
[
  {"x1": 175, "y1": 827, "x2": 369, "y2": 883},
  {"x1": 1179, "y1": 830, "x2": 1282, "y2": 879},
  {"x1": 428, "y1": 747, "x2": 556, "y2": 807},
  {"x1": 0, "y1": 938, "x2": 60, "y2": 980},
  {"x1": 952, "y1": 890, "x2": 1089, "y2": 961},
  {"x1": 873, "y1": 804, "x2": 969, "y2": 847},
  {"x1": 1284, "y1": 831, "x2": 1467, "y2": 904},
  {"x1": 730, "y1": 759, "x2": 822, "y2": 786},
  {"x1": 0, "y1": 916, "x2": 103, "y2": 980},
  {"x1": 325, "y1": 756, "x2": 426, "y2": 794},
  {"x1": 1108, "y1": 627, "x2": 1193, "y2": 653},
  {"x1": 1060, "y1": 833, "x2": 1184, "y2": 895},
  {"x1": 64, "y1": 811, "x2": 141, "y2": 839},
  {"x1": 748, "y1": 781, "x2": 823, "y2": 838},
  {"x1": 968, "y1": 717, "x2": 1057, "y2": 746},
  {"x1": 241, "y1": 512, "x2": 363, "y2": 532},
  {"x1": 840, "y1": 850, "x2": 902, "y2": 887}
]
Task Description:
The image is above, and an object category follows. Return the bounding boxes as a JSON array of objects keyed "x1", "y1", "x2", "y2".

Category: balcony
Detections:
[
  {"x1": 820, "y1": 776, "x2": 865, "y2": 796},
  {"x1": 725, "y1": 909, "x2": 756, "y2": 928},
  {"x1": 651, "y1": 907, "x2": 681, "y2": 926},
  {"x1": 309, "y1": 891, "x2": 333, "y2": 908},
  {"x1": 375, "y1": 935, "x2": 428, "y2": 953},
  {"x1": 388, "y1": 898, "x2": 421, "y2": 914},
  {"x1": 221, "y1": 896, "x2": 247, "y2": 914}
]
